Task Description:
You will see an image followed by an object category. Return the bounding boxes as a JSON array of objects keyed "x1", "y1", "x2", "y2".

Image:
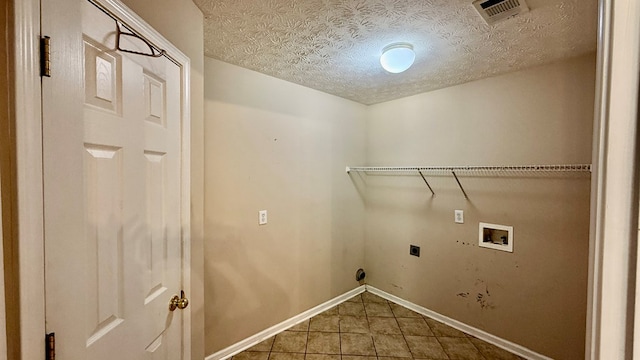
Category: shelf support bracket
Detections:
[
  {"x1": 417, "y1": 170, "x2": 435, "y2": 196},
  {"x1": 451, "y1": 171, "x2": 469, "y2": 199}
]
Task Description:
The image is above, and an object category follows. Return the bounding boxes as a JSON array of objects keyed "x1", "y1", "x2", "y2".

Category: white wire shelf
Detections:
[
  {"x1": 345, "y1": 164, "x2": 592, "y2": 199},
  {"x1": 346, "y1": 164, "x2": 592, "y2": 173}
]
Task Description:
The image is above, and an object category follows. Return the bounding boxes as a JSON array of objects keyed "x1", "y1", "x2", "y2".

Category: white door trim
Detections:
[
  {"x1": 587, "y1": 0, "x2": 640, "y2": 358},
  {"x1": 13, "y1": 0, "x2": 46, "y2": 358},
  {"x1": 13, "y1": 0, "x2": 192, "y2": 358}
]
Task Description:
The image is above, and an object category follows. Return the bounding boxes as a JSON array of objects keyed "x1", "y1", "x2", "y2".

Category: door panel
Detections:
[{"x1": 43, "y1": 0, "x2": 184, "y2": 358}]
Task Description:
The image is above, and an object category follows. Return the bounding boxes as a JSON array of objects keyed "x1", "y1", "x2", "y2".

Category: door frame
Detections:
[
  {"x1": 12, "y1": 0, "x2": 640, "y2": 360},
  {"x1": 587, "y1": 0, "x2": 640, "y2": 358},
  {"x1": 12, "y1": 0, "x2": 192, "y2": 358}
]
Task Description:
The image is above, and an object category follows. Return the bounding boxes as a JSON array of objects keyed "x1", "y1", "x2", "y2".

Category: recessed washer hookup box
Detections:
[{"x1": 479, "y1": 222, "x2": 513, "y2": 253}]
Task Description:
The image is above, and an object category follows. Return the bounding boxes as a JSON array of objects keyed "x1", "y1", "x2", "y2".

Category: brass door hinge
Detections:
[
  {"x1": 40, "y1": 36, "x2": 51, "y2": 77},
  {"x1": 46, "y1": 332, "x2": 55, "y2": 360}
]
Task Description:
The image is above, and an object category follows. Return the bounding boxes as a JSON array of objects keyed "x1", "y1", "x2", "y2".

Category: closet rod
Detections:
[{"x1": 345, "y1": 164, "x2": 592, "y2": 173}]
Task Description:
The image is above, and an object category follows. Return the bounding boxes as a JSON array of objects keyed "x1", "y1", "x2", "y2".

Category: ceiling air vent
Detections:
[{"x1": 472, "y1": 0, "x2": 529, "y2": 25}]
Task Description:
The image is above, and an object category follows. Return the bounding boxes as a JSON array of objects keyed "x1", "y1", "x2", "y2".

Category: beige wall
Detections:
[
  {"x1": 117, "y1": 1, "x2": 205, "y2": 359},
  {"x1": 203, "y1": 58, "x2": 367, "y2": 354},
  {"x1": 364, "y1": 54, "x2": 596, "y2": 359}
]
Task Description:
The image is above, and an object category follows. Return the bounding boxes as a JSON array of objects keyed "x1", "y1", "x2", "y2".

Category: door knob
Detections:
[{"x1": 169, "y1": 290, "x2": 189, "y2": 311}]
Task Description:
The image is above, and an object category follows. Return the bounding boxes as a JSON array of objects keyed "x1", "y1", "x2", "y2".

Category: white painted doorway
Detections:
[{"x1": 41, "y1": 0, "x2": 191, "y2": 358}]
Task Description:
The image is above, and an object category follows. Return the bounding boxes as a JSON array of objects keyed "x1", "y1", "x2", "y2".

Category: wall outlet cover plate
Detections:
[
  {"x1": 259, "y1": 210, "x2": 268, "y2": 225},
  {"x1": 455, "y1": 210, "x2": 464, "y2": 224}
]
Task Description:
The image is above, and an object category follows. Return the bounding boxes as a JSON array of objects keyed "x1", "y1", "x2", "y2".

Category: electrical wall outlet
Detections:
[
  {"x1": 454, "y1": 210, "x2": 464, "y2": 224},
  {"x1": 259, "y1": 210, "x2": 268, "y2": 225}
]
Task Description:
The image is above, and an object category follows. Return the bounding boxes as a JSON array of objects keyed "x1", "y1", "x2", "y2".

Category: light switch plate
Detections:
[
  {"x1": 259, "y1": 210, "x2": 267, "y2": 225},
  {"x1": 454, "y1": 210, "x2": 464, "y2": 224}
]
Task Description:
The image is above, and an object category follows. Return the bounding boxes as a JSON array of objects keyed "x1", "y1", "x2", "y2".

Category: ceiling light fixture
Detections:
[{"x1": 380, "y1": 43, "x2": 415, "y2": 74}]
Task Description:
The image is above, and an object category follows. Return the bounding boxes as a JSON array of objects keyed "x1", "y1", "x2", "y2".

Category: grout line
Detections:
[
  {"x1": 304, "y1": 324, "x2": 310, "y2": 356},
  {"x1": 338, "y1": 305, "x2": 343, "y2": 360},
  {"x1": 267, "y1": 334, "x2": 275, "y2": 360},
  {"x1": 431, "y1": 335, "x2": 453, "y2": 360},
  {"x1": 362, "y1": 293, "x2": 375, "y2": 358},
  {"x1": 393, "y1": 311, "x2": 414, "y2": 360},
  {"x1": 466, "y1": 335, "x2": 488, "y2": 360}
]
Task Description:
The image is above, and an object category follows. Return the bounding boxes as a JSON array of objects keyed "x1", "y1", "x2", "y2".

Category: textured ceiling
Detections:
[{"x1": 194, "y1": 0, "x2": 598, "y2": 105}]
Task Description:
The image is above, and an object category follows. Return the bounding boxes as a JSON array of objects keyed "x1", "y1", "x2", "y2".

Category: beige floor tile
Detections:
[
  {"x1": 340, "y1": 315, "x2": 370, "y2": 333},
  {"x1": 339, "y1": 302, "x2": 366, "y2": 316},
  {"x1": 272, "y1": 331, "x2": 308, "y2": 353},
  {"x1": 246, "y1": 337, "x2": 275, "y2": 352},
  {"x1": 289, "y1": 320, "x2": 310, "y2": 332},
  {"x1": 468, "y1": 338, "x2": 522, "y2": 360},
  {"x1": 305, "y1": 355, "x2": 340, "y2": 360},
  {"x1": 269, "y1": 353, "x2": 305, "y2": 360},
  {"x1": 322, "y1": 306, "x2": 339, "y2": 316},
  {"x1": 340, "y1": 333, "x2": 376, "y2": 356},
  {"x1": 397, "y1": 318, "x2": 434, "y2": 336},
  {"x1": 439, "y1": 337, "x2": 485, "y2": 360},
  {"x1": 405, "y1": 335, "x2": 448, "y2": 359},
  {"x1": 364, "y1": 302, "x2": 394, "y2": 317},
  {"x1": 233, "y1": 352, "x2": 270, "y2": 360},
  {"x1": 389, "y1": 303, "x2": 421, "y2": 318},
  {"x1": 425, "y1": 318, "x2": 467, "y2": 337},
  {"x1": 306, "y1": 332, "x2": 340, "y2": 354},
  {"x1": 372, "y1": 334, "x2": 411, "y2": 357},
  {"x1": 309, "y1": 314, "x2": 339, "y2": 332},
  {"x1": 234, "y1": 293, "x2": 523, "y2": 360},
  {"x1": 362, "y1": 292, "x2": 388, "y2": 304},
  {"x1": 368, "y1": 317, "x2": 401, "y2": 335},
  {"x1": 341, "y1": 356, "x2": 376, "y2": 360}
]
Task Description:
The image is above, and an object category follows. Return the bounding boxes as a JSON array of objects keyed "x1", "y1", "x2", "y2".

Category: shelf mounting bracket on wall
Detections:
[
  {"x1": 418, "y1": 170, "x2": 435, "y2": 196},
  {"x1": 451, "y1": 171, "x2": 469, "y2": 199}
]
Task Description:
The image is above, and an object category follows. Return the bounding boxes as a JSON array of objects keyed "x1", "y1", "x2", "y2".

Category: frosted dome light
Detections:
[{"x1": 380, "y1": 43, "x2": 415, "y2": 73}]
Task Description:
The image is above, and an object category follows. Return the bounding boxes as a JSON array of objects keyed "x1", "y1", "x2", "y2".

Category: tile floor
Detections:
[{"x1": 231, "y1": 291, "x2": 525, "y2": 360}]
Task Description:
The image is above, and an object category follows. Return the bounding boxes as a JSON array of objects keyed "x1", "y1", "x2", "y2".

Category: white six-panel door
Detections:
[{"x1": 42, "y1": 0, "x2": 186, "y2": 358}]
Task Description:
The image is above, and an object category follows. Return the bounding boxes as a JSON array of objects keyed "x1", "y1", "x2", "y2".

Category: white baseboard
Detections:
[
  {"x1": 365, "y1": 285, "x2": 552, "y2": 360},
  {"x1": 204, "y1": 284, "x2": 551, "y2": 360},
  {"x1": 205, "y1": 285, "x2": 366, "y2": 360}
]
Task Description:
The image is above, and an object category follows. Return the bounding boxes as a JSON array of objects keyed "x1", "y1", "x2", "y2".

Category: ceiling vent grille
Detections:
[{"x1": 472, "y1": 0, "x2": 529, "y2": 25}]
